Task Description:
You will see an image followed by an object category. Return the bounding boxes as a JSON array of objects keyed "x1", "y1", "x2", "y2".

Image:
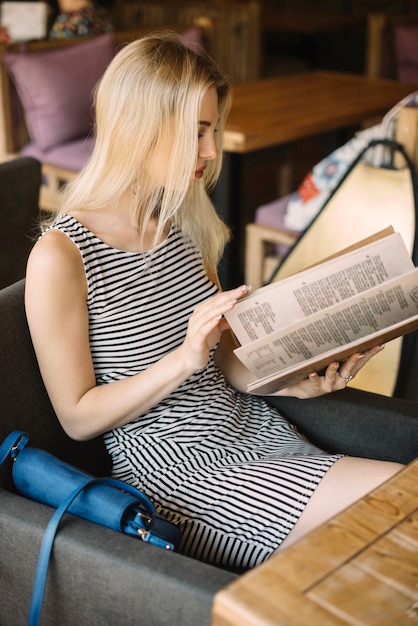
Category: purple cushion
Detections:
[
  {"x1": 4, "y1": 33, "x2": 114, "y2": 152},
  {"x1": 394, "y1": 25, "x2": 418, "y2": 83},
  {"x1": 21, "y1": 136, "x2": 94, "y2": 171},
  {"x1": 255, "y1": 196, "x2": 293, "y2": 231},
  {"x1": 255, "y1": 195, "x2": 299, "y2": 257},
  {"x1": 179, "y1": 25, "x2": 203, "y2": 52}
]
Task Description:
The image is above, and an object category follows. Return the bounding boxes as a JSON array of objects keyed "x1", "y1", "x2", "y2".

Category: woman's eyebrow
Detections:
[{"x1": 198, "y1": 118, "x2": 221, "y2": 127}]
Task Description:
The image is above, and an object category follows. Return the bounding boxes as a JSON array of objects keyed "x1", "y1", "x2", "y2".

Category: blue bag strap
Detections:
[
  {"x1": 28, "y1": 478, "x2": 100, "y2": 626},
  {"x1": 27, "y1": 476, "x2": 174, "y2": 626},
  {"x1": 28, "y1": 478, "x2": 108, "y2": 626}
]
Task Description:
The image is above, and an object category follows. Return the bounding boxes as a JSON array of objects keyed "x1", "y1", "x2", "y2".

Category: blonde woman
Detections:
[{"x1": 25, "y1": 32, "x2": 402, "y2": 569}]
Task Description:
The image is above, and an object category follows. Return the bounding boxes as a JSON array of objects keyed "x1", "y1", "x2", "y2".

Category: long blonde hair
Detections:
[{"x1": 57, "y1": 31, "x2": 232, "y2": 278}]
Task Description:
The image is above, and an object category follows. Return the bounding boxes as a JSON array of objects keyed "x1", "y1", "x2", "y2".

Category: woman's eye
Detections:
[{"x1": 198, "y1": 125, "x2": 218, "y2": 140}]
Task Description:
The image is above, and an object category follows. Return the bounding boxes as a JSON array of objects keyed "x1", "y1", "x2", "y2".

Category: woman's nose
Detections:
[{"x1": 200, "y1": 135, "x2": 218, "y2": 160}]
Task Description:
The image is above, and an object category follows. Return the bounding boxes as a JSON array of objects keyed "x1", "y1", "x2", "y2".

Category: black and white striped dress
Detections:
[{"x1": 53, "y1": 214, "x2": 342, "y2": 569}]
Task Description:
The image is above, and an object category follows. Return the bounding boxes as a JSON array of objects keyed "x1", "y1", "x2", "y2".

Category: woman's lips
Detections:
[{"x1": 195, "y1": 166, "x2": 206, "y2": 179}]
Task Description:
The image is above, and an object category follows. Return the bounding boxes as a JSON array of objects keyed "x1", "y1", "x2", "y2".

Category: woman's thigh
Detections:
[{"x1": 279, "y1": 456, "x2": 403, "y2": 549}]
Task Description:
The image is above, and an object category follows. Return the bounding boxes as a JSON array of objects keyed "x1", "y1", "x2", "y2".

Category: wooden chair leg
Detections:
[{"x1": 245, "y1": 222, "x2": 298, "y2": 289}]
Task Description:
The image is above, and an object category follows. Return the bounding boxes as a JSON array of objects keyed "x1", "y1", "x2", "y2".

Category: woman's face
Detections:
[
  {"x1": 145, "y1": 87, "x2": 219, "y2": 189},
  {"x1": 194, "y1": 86, "x2": 219, "y2": 181}
]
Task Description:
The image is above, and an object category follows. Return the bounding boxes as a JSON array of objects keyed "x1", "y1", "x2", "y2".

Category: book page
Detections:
[
  {"x1": 226, "y1": 231, "x2": 414, "y2": 345},
  {"x1": 234, "y1": 269, "x2": 418, "y2": 384}
]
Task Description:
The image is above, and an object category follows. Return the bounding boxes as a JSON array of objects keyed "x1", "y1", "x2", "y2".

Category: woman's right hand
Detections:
[{"x1": 180, "y1": 284, "x2": 250, "y2": 372}]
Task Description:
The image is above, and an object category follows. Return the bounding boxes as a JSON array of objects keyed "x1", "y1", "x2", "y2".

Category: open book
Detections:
[{"x1": 225, "y1": 227, "x2": 418, "y2": 394}]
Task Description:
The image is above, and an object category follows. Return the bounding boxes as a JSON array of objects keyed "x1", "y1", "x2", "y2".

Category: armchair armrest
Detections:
[
  {"x1": 265, "y1": 388, "x2": 418, "y2": 464},
  {"x1": 0, "y1": 489, "x2": 237, "y2": 625}
]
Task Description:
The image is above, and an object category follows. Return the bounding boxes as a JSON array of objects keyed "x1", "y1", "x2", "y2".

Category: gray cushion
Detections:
[{"x1": 0, "y1": 489, "x2": 236, "y2": 625}]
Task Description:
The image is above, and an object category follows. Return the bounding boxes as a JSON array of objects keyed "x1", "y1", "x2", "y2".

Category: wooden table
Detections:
[
  {"x1": 214, "y1": 71, "x2": 417, "y2": 288},
  {"x1": 224, "y1": 72, "x2": 417, "y2": 153},
  {"x1": 212, "y1": 458, "x2": 418, "y2": 626}
]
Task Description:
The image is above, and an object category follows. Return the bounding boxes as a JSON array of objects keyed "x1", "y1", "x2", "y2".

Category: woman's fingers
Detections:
[
  {"x1": 336, "y1": 345, "x2": 385, "y2": 383},
  {"x1": 189, "y1": 285, "x2": 250, "y2": 336},
  {"x1": 183, "y1": 285, "x2": 251, "y2": 369},
  {"x1": 290, "y1": 345, "x2": 386, "y2": 398},
  {"x1": 193, "y1": 285, "x2": 250, "y2": 319}
]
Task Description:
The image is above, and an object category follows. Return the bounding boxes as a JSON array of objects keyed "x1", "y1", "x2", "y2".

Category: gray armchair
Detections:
[
  {"x1": 0, "y1": 157, "x2": 41, "y2": 289},
  {"x1": 1, "y1": 279, "x2": 417, "y2": 625}
]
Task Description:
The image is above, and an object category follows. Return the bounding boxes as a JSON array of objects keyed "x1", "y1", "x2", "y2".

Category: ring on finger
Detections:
[{"x1": 338, "y1": 372, "x2": 354, "y2": 383}]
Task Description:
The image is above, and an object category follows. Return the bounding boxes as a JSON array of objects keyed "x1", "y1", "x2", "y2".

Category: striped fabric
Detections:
[{"x1": 52, "y1": 214, "x2": 341, "y2": 569}]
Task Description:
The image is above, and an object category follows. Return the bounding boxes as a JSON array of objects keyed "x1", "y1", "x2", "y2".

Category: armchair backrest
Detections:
[
  {"x1": 0, "y1": 156, "x2": 41, "y2": 289},
  {"x1": 0, "y1": 279, "x2": 111, "y2": 491}
]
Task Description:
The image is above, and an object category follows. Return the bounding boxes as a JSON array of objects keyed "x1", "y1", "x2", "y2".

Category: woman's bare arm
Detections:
[{"x1": 25, "y1": 232, "x2": 249, "y2": 441}]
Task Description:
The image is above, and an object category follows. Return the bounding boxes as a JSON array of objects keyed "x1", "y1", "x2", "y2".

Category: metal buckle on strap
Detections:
[{"x1": 11, "y1": 433, "x2": 28, "y2": 461}]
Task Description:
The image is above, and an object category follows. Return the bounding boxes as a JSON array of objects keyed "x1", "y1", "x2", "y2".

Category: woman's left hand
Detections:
[{"x1": 277, "y1": 344, "x2": 385, "y2": 399}]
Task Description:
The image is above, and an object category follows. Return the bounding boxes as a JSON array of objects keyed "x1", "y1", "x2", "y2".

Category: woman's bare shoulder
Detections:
[
  {"x1": 28, "y1": 226, "x2": 81, "y2": 272},
  {"x1": 26, "y1": 226, "x2": 86, "y2": 302}
]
